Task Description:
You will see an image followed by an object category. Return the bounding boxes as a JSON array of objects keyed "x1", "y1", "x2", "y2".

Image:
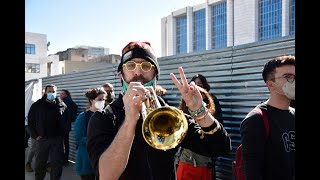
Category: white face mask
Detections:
[
  {"x1": 95, "y1": 100, "x2": 105, "y2": 111},
  {"x1": 274, "y1": 81, "x2": 295, "y2": 100},
  {"x1": 110, "y1": 91, "x2": 115, "y2": 99},
  {"x1": 282, "y1": 81, "x2": 295, "y2": 100}
]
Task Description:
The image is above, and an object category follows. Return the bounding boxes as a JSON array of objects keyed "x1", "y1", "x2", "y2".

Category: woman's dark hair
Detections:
[
  {"x1": 190, "y1": 74, "x2": 211, "y2": 92},
  {"x1": 262, "y1": 55, "x2": 295, "y2": 83},
  {"x1": 84, "y1": 88, "x2": 106, "y2": 107},
  {"x1": 178, "y1": 86, "x2": 215, "y2": 116},
  {"x1": 61, "y1": 89, "x2": 71, "y2": 97}
]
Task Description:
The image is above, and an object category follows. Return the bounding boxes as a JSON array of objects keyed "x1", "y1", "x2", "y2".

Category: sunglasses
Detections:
[{"x1": 122, "y1": 61, "x2": 154, "y2": 72}]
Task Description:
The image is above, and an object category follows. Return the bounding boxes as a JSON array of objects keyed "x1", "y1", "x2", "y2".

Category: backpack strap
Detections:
[
  {"x1": 254, "y1": 107, "x2": 269, "y2": 138},
  {"x1": 173, "y1": 146, "x2": 183, "y2": 179},
  {"x1": 174, "y1": 146, "x2": 183, "y2": 166}
]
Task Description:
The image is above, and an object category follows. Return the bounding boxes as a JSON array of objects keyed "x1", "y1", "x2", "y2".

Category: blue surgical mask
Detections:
[
  {"x1": 47, "y1": 93, "x2": 56, "y2": 101},
  {"x1": 122, "y1": 77, "x2": 156, "y2": 93}
]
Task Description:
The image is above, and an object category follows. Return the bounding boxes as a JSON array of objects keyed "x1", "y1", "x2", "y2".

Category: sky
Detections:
[{"x1": 25, "y1": 0, "x2": 206, "y2": 57}]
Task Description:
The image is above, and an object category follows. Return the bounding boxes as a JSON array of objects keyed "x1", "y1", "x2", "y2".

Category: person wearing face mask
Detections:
[
  {"x1": 86, "y1": 41, "x2": 231, "y2": 180},
  {"x1": 28, "y1": 84, "x2": 66, "y2": 180},
  {"x1": 74, "y1": 88, "x2": 106, "y2": 180},
  {"x1": 240, "y1": 55, "x2": 295, "y2": 180},
  {"x1": 102, "y1": 83, "x2": 115, "y2": 107}
]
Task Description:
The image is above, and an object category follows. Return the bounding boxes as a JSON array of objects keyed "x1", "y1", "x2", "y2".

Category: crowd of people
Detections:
[{"x1": 25, "y1": 41, "x2": 295, "y2": 180}]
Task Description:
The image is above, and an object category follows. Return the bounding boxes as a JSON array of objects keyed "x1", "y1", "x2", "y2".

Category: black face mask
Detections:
[{"x1": 105, "y1": 91, "x2": 115, "y2": 103}]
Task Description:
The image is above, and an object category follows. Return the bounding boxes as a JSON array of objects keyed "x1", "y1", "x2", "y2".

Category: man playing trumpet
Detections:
[{"x1": 87, "y1": 41, "x2": 231, "y2": 180}]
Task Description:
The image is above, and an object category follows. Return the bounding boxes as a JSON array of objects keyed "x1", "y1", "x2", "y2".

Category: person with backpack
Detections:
[
  {"x1": 59, "y1": 89, "x2": 78, "y2": 166},
  {"x1": 239, "y1": 55, "x2": 295, "y2": 180},
  {"x1": 74, "y1": 88, "x2": 106, "y2": 180}
]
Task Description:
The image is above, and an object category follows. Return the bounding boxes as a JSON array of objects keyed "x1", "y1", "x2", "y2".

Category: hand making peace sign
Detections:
[{"x1": 170, "y1": 67, "x2": 203, "y2": 112}]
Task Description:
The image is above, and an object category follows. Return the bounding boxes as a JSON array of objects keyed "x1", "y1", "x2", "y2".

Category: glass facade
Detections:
[
  {"x1": 290, "y1": 0, "x2": 295, "y2": 35},
  {"x1": 259, "y1": 0, "x2": 282, "y2": 41},
  {"x1": 25, "y1": 44, "x2": 36, "y2": 54},
  {"x1": 168, "y1": 0, "x2": 294, "y2": 56},
  {"x1": 193, "y1": 9, "x2": 206, "y2": 52},
  {"x1": 211, "y1": 2, "x2": 227, "y2": 49},
  {"x1": 25, "y1": 63, "x2": 40, "y2": 73},
  {"x1": 176, "y1": 15, "x2": 187, "y2": 54}
]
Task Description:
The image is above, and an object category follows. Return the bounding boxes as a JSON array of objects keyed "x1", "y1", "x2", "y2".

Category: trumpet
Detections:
[{"x1": 141, "y1": 90, "x2": 188, "y2": 151}]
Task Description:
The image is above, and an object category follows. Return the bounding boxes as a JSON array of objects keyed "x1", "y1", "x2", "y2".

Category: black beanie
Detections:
[{"x1": 117, "y1": 41, "x2": 160, "y2": 80}]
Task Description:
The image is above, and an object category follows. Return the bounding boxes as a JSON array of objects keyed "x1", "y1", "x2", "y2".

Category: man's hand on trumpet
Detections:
[{"x1": 123, "y1": 82, "x2": 147, "y2": 122}]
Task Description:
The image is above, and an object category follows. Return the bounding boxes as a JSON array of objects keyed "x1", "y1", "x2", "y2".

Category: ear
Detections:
[
  {"x1": 266, "y1": 80, "x2": 274, "y2": 91},
  {"x1": 118, "y1": 71, "x2": 122, "y2": 80}
]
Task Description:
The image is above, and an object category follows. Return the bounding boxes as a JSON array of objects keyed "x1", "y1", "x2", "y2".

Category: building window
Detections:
[
  {"x1": 25, "y1": 63, "x2": 40, "y2": 73},
  {"x1": 259, "y1": 0, "x2": 282, "y2": 41},
  {"x1": 176, "y1": 15, "x2": 187, "y2": 54},
  {"x1": 290, "y1": 0, "x2": 295, "y2": 35},
  {"x1": 25, "y1": 44, "x2": 36, "y2": 54},
  {"x1": 211, "y1": 2, "x2": 227, "y2": 49},
  {"x1": 193, "y1": 9, "x2": 206, "y2": 52}
]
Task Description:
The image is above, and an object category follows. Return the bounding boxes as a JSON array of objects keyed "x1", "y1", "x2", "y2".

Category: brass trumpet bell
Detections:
[{"x1": 141, "y1": 90, "x2": 188, "y2": 151}]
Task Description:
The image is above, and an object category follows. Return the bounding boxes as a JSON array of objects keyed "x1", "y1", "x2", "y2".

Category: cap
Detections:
[{"x1": 117, "y1": 41, "x2": 159, "y2": 80}]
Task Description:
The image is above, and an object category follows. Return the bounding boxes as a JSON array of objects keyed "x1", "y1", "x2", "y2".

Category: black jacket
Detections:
[
  {"x1": 87, "y1": 94, "x2": 231, "y2": 180},
  {"x1": 240, "y1": 103, "x2": 295, "y2": 180},
  {"x1": 28, "y1": 97, "x2": 66, "y2": 139},
  {"x1": 62, "y1": 97, "x2": 77, "y2": 133}
]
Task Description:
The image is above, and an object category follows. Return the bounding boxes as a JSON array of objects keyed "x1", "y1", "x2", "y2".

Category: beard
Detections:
[{"x1": 128, "y1": 75, "x2": 149, "y2": 84}]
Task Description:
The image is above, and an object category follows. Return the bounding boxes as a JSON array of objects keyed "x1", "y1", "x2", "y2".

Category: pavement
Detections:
[{"x1": 25, "y1": 148, "x2": 80, "y2": 180}]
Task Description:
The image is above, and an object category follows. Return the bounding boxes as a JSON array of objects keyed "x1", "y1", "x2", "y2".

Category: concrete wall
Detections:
[
  {"x1": 234, "y1": 0, "x2": 258, "y2": 45},
  {"x1": 64, "y1": 61, "x2": 109, "y2": 74}
]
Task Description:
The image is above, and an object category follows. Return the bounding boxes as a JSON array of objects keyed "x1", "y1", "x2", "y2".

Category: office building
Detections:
[{"x1": 161, "y1": 0, "x2": 295, "y2": 56}]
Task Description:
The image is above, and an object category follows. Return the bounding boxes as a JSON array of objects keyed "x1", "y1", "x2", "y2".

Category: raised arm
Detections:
[
  {"x1": 170, "y1": 67, "x2": 220, "y2": 129},
  {"x1": 170, "y1": 67, "x2": 231, "y2": 156},
  {"x1": 88, "y1": 82, "x2": 147, "y2": 180}
]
